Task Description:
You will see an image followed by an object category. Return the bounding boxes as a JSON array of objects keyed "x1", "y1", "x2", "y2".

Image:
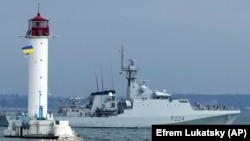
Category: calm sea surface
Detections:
[
  {"x1": 0, "y1": 111, "x2": 249, "y2": 141},
  {"x1": 0, "y1": 94, "x2": 250, "y2": 141}
]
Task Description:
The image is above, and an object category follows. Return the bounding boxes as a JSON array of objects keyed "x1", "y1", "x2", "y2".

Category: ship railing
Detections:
[
  {"x1": 179, "y1": 99, "x2": 189, "y2": 103},
  {"x1": 193, "y1": 103, "x2": 240, "y2": 111}
]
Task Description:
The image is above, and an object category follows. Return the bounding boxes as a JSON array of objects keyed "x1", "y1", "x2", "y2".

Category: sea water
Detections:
[
  {"x1": 0, "y1": 112, "x2": 249, "y2": 141},
  {"x1": 0, "y1": 95, "x2": 249, "y2": 141}
]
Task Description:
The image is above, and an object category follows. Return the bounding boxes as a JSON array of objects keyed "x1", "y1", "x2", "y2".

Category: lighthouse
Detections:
[
  {"x1": 25, "y1": 10, "x2": 49, "y2": 119},
  {"x1": 4, "y1": 7, "x2": 83, "y2": 140}
]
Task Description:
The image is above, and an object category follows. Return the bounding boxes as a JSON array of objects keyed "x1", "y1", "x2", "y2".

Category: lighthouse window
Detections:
[
  {"x1": 32, "y1": 22, "x2": 39, "y2": 27},
  {"x1": 40, "y1": 21, "x2": 48, "y2": 27},
  {"x1": 31, "y1": 21, "x2": 48, "y2": 28}
]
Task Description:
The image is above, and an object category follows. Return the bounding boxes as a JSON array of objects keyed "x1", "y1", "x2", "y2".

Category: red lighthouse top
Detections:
[
  {"x1": 26, "y1": 12, "x2": 50, "y2": 36},
  {"x1": 32, "y1": 12, "x2": 46, "y2": 20}
]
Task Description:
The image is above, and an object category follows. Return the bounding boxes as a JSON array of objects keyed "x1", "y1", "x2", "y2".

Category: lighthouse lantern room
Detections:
[{"x1": 26, "y1": 12, "x2": 49, "y2": 36}]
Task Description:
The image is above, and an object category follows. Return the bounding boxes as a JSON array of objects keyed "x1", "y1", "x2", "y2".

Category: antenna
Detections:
[
  {"x1": 101, "y1": 69, "x2": 104, "y2": 91},
  {"x1": 95, "y1": 70, "x2": 99, "y2": 92},
  {"x1": 119, "y1": 46, "x2": 125, "y2": 71},
  {"x1": 38, "y1": 2, "x2": 40, "y2": 13},
  {"x1": 110, "y1": 63, "x2": 115, "y2": 90}
]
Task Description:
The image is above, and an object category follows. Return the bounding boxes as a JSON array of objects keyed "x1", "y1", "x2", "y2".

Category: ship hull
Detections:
[
  {"x1": 54, "y1": 98, "x2": 240, "y2": 128},
  {"x1": 53, "y1": 111, "x2": 240, "y2": 128},
  {"x1": 2, "y1": 99, "x2": 241, "y2": 128}
]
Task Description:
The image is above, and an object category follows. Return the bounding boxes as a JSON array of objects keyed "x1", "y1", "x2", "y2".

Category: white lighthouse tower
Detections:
[
  {"x1": 25, "y1": 9, "x2": 49, "y2": 119},
  {"x1": 4, "y1": 7, "x2": 83, "y2": 141}
]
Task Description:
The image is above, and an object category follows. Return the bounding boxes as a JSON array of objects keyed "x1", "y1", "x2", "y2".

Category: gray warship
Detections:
[{"x1": 54, "y1": 46, "x2": 240, "y2": 128}]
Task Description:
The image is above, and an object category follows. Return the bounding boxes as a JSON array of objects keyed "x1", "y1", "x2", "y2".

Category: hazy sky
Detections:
[{"x1": 1, "y1": 0, "x2": 250, "y2": 97}]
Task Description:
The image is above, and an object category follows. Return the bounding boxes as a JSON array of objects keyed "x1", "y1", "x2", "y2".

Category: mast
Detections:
[
  {"x1": 120, "y1": 46, "x2": 125, "y2": 71},
  {"x1": 120, "y1": 46, "x2": 138, "y2": 99}
]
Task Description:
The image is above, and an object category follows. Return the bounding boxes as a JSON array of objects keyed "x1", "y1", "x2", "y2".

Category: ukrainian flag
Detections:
[{"x1": 22, "y1": 45, "x2": 35, "y2": 54}]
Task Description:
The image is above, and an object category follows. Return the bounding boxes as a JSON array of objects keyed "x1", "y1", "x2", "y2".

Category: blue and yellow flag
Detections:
[{"x1": 22, "y1": 45, "x2": 35, "y2": 54}]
